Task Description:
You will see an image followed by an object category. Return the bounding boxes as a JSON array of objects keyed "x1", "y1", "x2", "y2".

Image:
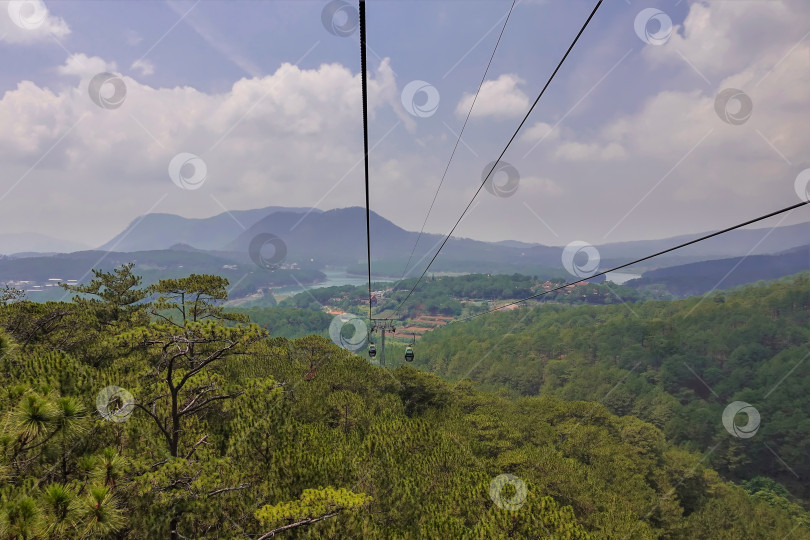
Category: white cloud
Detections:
[
  {"x1": 499, "y1": 0, "x2": 810, "y2": 243},
  {"x1": 0, "y1": 56, "x2": 416, "y2": 246},
  {"x1": 455, "y1": 74, "x2": 529, "y2": 120},
  {"x1": 521, "y1": 121, "x2": 560, "y2": 143},
  {"x1": 533, "y1": 0, "x2": 809, "y2": 186},
  {"x1": 58, "y1": 54, "x2": 117, "y2": 80},
  {"x1": 643, "y1": 0, "x2": 808, "y2": 81},
  {"x1": 0, "y1": 0, "x2": 70, "y2": 44},
  {"x1": 0, "y1": 81, "x2": 68, "y2": 155},
  {"x1": 131, "y1": 59, "x2": 154, "y2": 77},
  {"x1": 521, "y1": 176, "x2": 562, "y2": 196},
  {"x1": 554, "y1": 141, "x2": 626, "y2": 162},
  {"x1": 1, "y1": 1, "x2": 809, "y2": 248}
]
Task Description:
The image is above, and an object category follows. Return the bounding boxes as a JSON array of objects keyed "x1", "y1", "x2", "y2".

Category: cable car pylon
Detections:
[{"x1": 370, "y1": 319, "x2": 395, "y2": 368}]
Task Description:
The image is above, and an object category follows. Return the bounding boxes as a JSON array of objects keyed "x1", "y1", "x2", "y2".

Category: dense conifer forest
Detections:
[{"x1": 1, "y1": 266, "x2": 808, "y2": 538}]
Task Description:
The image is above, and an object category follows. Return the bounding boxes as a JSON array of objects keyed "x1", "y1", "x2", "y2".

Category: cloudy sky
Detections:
[{"x1": 1, "y1": 0, "x2": 809, "y2": 250}]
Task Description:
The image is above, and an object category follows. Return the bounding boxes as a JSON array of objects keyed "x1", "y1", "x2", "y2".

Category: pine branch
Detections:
[
  {"x1": 184, "y1": 435, "x2": 208, "y2": 460},
  {"x1": 207, "y1": 482, "x2": 250, "y2": 498},
  {"x1": 179, "y1": 392, "x2": 241, "y2": 418},
  {"x1": 256, "y1": 512, "x2": 341, "y2": 539},
  {"x1": 131, "y1": 402, "x2": 172, "y2": 448}
]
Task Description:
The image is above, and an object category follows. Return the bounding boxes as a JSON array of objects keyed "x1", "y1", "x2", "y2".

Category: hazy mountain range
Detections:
[
  {"x1": 100, "y1": 205, "x2": 810, "y2": 270},
  {"x1": 4, "y1": 206, "x2": 808, "y2": 265},
  {"x1": 0, "y1": 233, "x2": 90, "y2": 255},
  {"x1": 99, "y1": 206, "x2": 321, "y2": 252},
  {"x1": 1, "y1": 205, "x2": 808, "y2": 301},
  {"x1": 627, "y1": 245, "x2": 810, "y2": 297}
]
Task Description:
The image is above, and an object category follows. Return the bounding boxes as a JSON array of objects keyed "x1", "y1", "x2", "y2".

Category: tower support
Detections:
[{"x1": 370, "y1": 319, "x2": 396, "y2": 368}]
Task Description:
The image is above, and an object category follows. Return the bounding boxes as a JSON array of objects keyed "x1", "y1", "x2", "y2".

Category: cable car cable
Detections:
[
  {"x1": 391, "y1": 0, "x2": 604, "y2": 317},
  {"x1": 359, "y1": 0, "x2": 373, "y2": 320},
  {"x1": 398, "y1": 0, "x2": 517, "y2": 282},
  {"x1": 451, "y1": 200, "x2": 810, "y2": 323}
]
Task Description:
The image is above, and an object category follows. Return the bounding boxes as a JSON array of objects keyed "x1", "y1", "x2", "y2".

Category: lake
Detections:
[
  {"x1": 271, "y1": 270, "x2": 394, "y2": 296},
  {"x1": 605, "y1": 271, "x2": 642, "y2": 285}
]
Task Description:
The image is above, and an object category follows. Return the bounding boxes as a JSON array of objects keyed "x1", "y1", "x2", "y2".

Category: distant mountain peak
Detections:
[
  {"x1": 98, "y1": 205, "x2": 322, "y2": 252},
  {"x1": 168, "y1": 243, "x2": 200, "y2": 252}
]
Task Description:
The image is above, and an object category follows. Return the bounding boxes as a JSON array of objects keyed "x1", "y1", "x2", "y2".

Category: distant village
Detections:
[
  {"x1": 6, "y1": 278, "x2": 79, "y2": 294},
  {"x1": 7, "y1": 261, "x2": 307, "y2": 295}
]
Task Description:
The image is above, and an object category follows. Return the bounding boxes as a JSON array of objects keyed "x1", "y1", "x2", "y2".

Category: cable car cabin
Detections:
[
  {"x1": 404, "y1": 346, "x2": 414, "y2": 362},
  {"x1": 368, "y1": 343, "x2": 377, "y2": 358}
]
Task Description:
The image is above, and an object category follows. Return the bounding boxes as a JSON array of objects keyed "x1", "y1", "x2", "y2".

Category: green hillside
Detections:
[
  {"x1": 414, "y1": 272, "x2": 810, "y2": 500},
  {"x1": 0, "y1": 268, "x2": 807, "y2": 538}
]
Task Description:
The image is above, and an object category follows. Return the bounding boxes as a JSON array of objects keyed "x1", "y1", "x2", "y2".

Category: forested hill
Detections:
[
  {"x1": 628, "y1": 245, "x2": 810, "y2": 297},
  {"x1": 1, "y1": 269, "x2": 808, "y2": 537},
  {"x1": 414, "y1": 272, "x2": 810, "y2": 500}
]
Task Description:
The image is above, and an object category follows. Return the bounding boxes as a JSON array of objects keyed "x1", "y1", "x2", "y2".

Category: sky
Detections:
[{"x1": 0, "y1": 0, "x2": 809, "y2": 250}]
